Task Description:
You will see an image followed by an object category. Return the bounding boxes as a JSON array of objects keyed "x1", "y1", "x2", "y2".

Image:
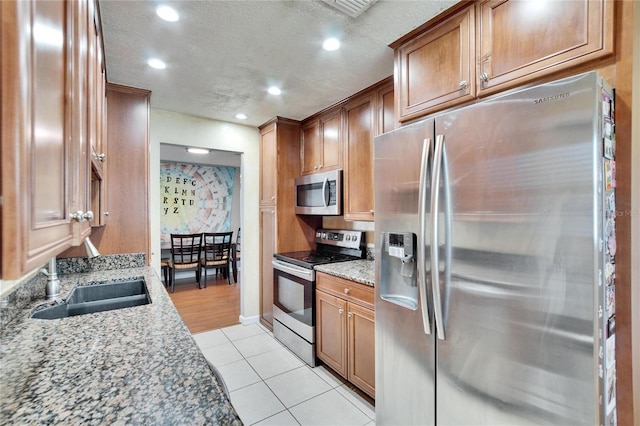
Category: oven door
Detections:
[{"x1": 272, "y1": 259, "x2": 315, "y2": 343}]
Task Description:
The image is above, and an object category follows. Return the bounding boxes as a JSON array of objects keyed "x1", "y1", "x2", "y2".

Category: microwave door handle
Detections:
[{"x1": 322, "y1": 177, "x2": 329, "y2": 207}]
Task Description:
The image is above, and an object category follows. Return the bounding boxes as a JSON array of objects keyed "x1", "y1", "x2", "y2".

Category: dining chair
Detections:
[
  {"x1": 200, "y1": 232, "x2": 233, "y2": 287},
  {"x1": 231, "y1": 228, "x2": 241, "y2": 283},
  {"x1": 168, "y1": 233, "x2": 203, "y2": 293}
]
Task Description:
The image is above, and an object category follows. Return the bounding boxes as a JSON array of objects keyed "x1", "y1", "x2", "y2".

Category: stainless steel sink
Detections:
[{"x1": 31, "y1": 279, "x2": 151, "y2": 320}]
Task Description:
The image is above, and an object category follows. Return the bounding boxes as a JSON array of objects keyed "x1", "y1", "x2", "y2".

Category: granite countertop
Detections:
[
  {"x1": 314, "y1": 259, "x2": 375, "y2": 286},
  {"x1": 0, "y1": 266, "x2": 241, "y2": 425}
]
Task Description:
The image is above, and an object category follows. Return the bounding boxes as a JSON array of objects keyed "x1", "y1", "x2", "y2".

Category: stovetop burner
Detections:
[
  {"x1": 303, "y1": 254, "x2": 329, "y2": 263},
  {"x1": 274, "y1": 250, "x2": 361, "y2": 269}
]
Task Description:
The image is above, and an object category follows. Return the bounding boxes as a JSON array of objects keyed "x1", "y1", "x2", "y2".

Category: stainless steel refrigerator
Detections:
[{"x1": 374, "y1": 72, "x2": 618, "y2": 425}]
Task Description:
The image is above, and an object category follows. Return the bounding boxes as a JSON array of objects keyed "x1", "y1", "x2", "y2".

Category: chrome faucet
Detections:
[
  {"x1": 40, "y1": 238, "x2": 100, "y2": 300},
  {"x1": 41, "y1": 257, "x2": 60, "y2": 300},
  {"x1": 84, "y1": 237, "x2": 101, "y2": 259}
]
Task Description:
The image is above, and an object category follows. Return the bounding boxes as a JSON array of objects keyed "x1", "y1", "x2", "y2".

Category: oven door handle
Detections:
[{"x1": 272, "y1": 259, "x2": 315, "y2": 281}]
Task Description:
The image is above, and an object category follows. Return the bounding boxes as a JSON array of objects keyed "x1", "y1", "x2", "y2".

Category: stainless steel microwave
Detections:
[{"x1": 294, "y1": 169, "x2": 342, "y2": 215}]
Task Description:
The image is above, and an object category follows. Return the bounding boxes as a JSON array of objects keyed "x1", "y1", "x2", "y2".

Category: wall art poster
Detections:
[{"x1": 160, "y1": 162, "x2": 235, "y2": 247}]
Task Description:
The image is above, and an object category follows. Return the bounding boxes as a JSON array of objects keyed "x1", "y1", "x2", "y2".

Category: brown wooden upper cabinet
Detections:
[
  {"x1": 377, "y1": 80, "x2": 396, "y2": 135},
  {"x1": 393, "y1": 0, "x2": 614, "y2": 123},
  {"x1": 260, "y1": 123, "x2": 278, "y2": 205},
  {"x1": 394, "y1": 4, "x2": 475, "y2": 123},
  {"x1": 300, "y1": 109, "x2": 342, "y2": 175},
  {"x1": 477, "y1": 0, "x2": 614, "y2": 96},
  {"x1": 1, "y1": 0, "x2": 106, "y2": 279},
  {"x1": 344, "y1": 93, "x2": 376, "y2": 222},
  {"x1": 88, "y1": 0, "x2": 109, "y2": 227}
]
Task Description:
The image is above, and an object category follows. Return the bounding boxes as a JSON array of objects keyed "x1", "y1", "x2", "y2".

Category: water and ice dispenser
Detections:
[{"x1": 380, "y1": 232, "x2": 419, "y2": 310}]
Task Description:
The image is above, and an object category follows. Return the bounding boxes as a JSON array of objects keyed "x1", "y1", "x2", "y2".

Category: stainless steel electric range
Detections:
[{"x1": 272, "y1": 229, "x2": 366, "y2": 366}]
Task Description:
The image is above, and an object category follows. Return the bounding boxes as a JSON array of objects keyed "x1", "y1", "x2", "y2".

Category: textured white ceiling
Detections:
[{"x1": 100, "y1": 0, "x2": 458, "y2": 127}]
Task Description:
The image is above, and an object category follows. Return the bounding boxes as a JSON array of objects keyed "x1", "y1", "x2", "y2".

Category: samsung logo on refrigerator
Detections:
[{"x1": 534, "y1": 92, "x2": 570, "y2": 104}]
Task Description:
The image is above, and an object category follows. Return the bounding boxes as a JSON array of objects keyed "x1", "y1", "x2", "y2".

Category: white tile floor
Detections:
[{"x1": 193, "y1": 323, "x2": 375, "y2": 426}]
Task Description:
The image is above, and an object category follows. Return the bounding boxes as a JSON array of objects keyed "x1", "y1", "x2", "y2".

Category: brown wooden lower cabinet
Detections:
[{"x1": 316, "y1": 272, "x2": 375, "y2": 398}]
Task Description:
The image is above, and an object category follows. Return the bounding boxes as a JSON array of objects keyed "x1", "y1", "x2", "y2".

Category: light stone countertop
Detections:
[
  {"x1": 0, "y1": 266, "x2": 241, "y2": 425},
  {"x1": 314, "y1": 259, "x2": 375, "y2": 286}
]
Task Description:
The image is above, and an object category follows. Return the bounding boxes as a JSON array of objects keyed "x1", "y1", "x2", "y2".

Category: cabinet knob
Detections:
[
  {"x1": 271, "y1": 196, "x2": 275, "y2": 200},
  {"x1": 314, "y1": 165, "x2": 318, "y2": 170},
  {"x1": 348, "y1": 312, "x2": 353, "y2": 318},
  {"x1": 70, "y1": 211, "x2": 85, "y2": 222},
  {"x1": 318, "y1": 164, "x2": 323, "y2": 169},
  {"x1": 104, "y1": 211, "x2": 109, "y2": 216},
  {"x1": 369, "y1": 210, "x2": 374, "y2": 214},
  {"x1": 480, "y1": 73, "x2": 489, "y2": 83},
  {"x1": 344, "y1": 288, "x2": 350, "y2": 294},
  {"x1": 459, "y1": 80, "x2": 467, "y2": 89},
  {"x1": 97, "y1": 153, "x2": 106, "y2": 162},
  {"x1": 338, "y1": 308, "x2": 344, "y2": 315},
  {"x1": 83, "y1": 211, "x2": 94, "y2": 221}
]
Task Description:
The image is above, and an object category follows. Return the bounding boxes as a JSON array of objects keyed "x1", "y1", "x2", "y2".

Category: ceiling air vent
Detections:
[{"x1": 322, "y1": 0, "x2": 378, "y2": 18}]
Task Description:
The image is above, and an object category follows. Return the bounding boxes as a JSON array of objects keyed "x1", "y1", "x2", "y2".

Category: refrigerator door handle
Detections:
[
  {"x1": 418, "y1": 137, "x2": 432, "y2": 335},
  {"x1": 431, "y1": 134, "x2": 446, "y2": 340}
]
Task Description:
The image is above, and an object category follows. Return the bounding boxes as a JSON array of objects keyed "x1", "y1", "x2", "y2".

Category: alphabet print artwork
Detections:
[{"x1": 160, "y1": 162, "x2": 235, "y2": 247}]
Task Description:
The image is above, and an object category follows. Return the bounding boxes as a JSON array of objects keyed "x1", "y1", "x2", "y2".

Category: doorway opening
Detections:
[{"x1": 159, "y1": 143, "x2": 242, "y2": 332}]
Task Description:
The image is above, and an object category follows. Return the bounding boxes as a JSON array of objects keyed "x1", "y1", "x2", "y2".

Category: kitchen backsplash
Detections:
[
  {"x1": 0, "y1": 253, "x2": 146, "y2": 333},
  {"x1": 56, "y1": 253, "x2": 146, "y2": 274},
  {"x1": 367, "y1": 246, "x2": 375, "y2": 260}
]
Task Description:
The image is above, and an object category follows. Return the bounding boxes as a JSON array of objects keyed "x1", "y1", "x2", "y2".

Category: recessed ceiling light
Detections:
[
  {"x1": 156, "y1": 5, "x2": 179, "y2": 22},
  {"x1": 186, "y1": 147, "x2": 210, "y2": 154},
  {"x1": 323, "y1": 37, "x2": 341, "y2": 51},
  {"x1": 235, "y1": 113, "x2": 247, "y2": 120},
  {"x1": 148, "y1": 58, "x2": 166, "y2": 69},
  {"x1": 268, "y1": 86, "x2": 282, "y2": 95}
]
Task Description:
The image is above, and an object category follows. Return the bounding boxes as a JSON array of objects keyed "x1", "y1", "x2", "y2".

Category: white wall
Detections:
[{"x1": 150, "y1": 109, "x2": 261, "y2": 322}]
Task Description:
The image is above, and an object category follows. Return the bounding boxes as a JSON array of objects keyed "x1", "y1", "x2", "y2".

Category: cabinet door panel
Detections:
[
  {"x1": 316, "y1": 290, "x2": 348, "y2": 377},
  {"x1": 320, "y1": 111, "x2": 342, "y2": 171},
  {"x1": 348, "y1": 302, "x2": 375, "y2": 398},
  {"x1": 70, "y1": 0, "x2": 92, "y2": 243},
  {"x1": 260, "y1": 124, "x2": 277, "y2": 204},
  {"x1": 27, "y1": 0, "x2": 74, "y2": 262},
  {"x1": 478, "y1": 0, "x2": 614, "y2": 94},
  {"x1": 260, "y1": 207, "x2": 276, "y2": 326},
  {"x1": 377, "y1": 81, "x2": 395, "y2": 135},
  {"x1": 32, "y1": 0, "x2": 67, "y2": 225},
  {"x1": 344, "y1": 94, "x2": 375, "y2": 221},
  {"x1": 396, "y1": 5, "x2": 475, "y2": 122},
  {"x1": 301, "y1": 120, "x2": 320, "y2": 175}
]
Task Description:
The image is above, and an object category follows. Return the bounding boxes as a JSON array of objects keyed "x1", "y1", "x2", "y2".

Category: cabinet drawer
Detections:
[{"x1": 317, "y1": 272, "x2": 374, "y2": 309}]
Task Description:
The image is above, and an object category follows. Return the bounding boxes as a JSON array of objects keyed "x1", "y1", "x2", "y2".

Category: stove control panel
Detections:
[{"x1": 315, "y1": 229, "x2": 364, "y2": 249}]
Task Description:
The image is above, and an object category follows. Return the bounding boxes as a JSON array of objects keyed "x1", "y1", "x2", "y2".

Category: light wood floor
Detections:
[{"x1": 167, "y1": 272, "x2": 241, "y2": 334}]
